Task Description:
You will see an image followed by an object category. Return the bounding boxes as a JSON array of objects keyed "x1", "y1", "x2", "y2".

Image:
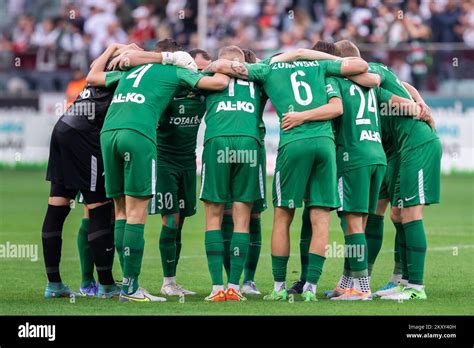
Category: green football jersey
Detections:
[
  {"x1": 326, "y1": 76, "x2": 391, "y2": 173},
  {"x1": 247, "y1": 59, "x2": 343, "y2": 149},
  {"x1": 369, "y1": 62, "x2": 439, "y2": 154},
  {"x1": 204, "y1": 77, "x2": 262, "y2": 143},
  {"x1": 257, "y1": 91, "x2": 268, "y2": 142},
  {"x1": 156, "y1": 89, "x2": 206, "y2": 169},
  {"x1": 101, "y1": 64, "x2": 203, "y2": 144}
]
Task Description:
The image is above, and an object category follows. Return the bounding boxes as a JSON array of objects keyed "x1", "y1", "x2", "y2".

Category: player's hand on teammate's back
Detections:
[
  {"x1": 416, "y1": 101, "x2": 432, "y2": 122},
  {"x1": 281, "y1": 111, "x2": 306, "y2": 131}
]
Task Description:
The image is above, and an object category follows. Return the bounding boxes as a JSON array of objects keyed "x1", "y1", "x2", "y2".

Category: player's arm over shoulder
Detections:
[
  {"x1": 202, "y1": 59, "x2": 270, "y2": 82},
  {"x1": 378, "y1": 87, "x2": 421, "y2": 118},
  {"x1": 178, "y1": 68, "x2": 229, "y2": 91}
]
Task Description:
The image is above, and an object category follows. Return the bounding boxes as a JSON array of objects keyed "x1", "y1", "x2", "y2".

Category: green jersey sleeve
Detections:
[
  {"x1": 325, "y1": 77, "x2": 342, "y2": 100},
  {"x1": 104, "y1": 71, "x2": 124, "y2": 87},
  {"x1": 319, "y1": 60, "x2": 343, "y2": 77},
  {"x1": 246, "y1": 62, "x2": 271, "y2": 83},
  {"x1": 176, "y1": 68, "x2": 204, "y2": 89},
  {"x1": 368, "y1": 64, "x2": 386, "y2": 83},
  {"x1": 376, "y1": 87, "x2": 393, "y2": 104}
]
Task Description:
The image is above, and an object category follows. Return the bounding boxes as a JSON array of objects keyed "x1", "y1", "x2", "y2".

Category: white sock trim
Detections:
[{"x1": 274, "y1": 281, "x2": 285, "y2": 291}]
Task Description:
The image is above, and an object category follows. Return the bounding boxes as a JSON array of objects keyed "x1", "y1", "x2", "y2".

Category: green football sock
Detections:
[
  {"x1": 114, "y1": 219, "x2": 126, "y2": 272},
  {"x1": 394, "y1": 223, "x2": 409, "y2": 280},
  {"x1": 271, "y1": 255, "x2": 289, "y2": 282},
  {"x1": 403, "y1": 220, "x2": 427, "y2": 285},
  {"x1": 122, "y1": 223, "x2": 145, "y2": 294},
  {"x1": 393, "y1": 224, "x2": 402, "y2": 275},
  {"x1": 77, "y1": 218, "x2": 95, "y2": 287},
  {"x1": 229, "y1": 232, "x2": 250, "y2": 285},
  {"x1": 300, "y1": 206, "x2": 311, "y2": 281},
  {"x1": 175, "y1": 226, "x2": 182, "y2": 274},
  {"x1": 306, "y1": 253, "x2": 326, "y2": 284},
  {"x1": 344, "y1": 233, "x2": 368, "y2": 278},
  {"x1": 339, "y1": 214, "x2": 351, "y2": 276},
  {"x1": 221, "y1": 215, "x2": 233, "y2": 279},
  {"x1": 366, "y1": 214, "x2": 384, "y2": 275},
  {"x1": 159, "y1": 225, "x2": 177, "y2": 278},
  {"x1": 244, "y1": 217, "x2": 261, "y2": 282},
  {"x1": 205, "y1": 230, "x2": 224, "y2": 285}
]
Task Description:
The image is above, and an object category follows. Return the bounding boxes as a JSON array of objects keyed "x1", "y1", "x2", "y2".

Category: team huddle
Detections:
[{"x1": 41, "y1": 37, "x2": 441, "y2": 303}]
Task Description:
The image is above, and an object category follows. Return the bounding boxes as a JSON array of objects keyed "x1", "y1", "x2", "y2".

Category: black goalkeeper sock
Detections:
[
  {"x1": 88, "y1": 203, "x2": 115, "y2": 285},
  {"x1": 42, "y1": 204, "x2": 71, "y2": 283}
]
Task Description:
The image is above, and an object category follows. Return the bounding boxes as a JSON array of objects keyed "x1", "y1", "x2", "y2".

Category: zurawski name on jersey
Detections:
[
  {"x1": 271, "y1": 60, "x2": 331, "y2": 70},
  {"x1": 169, "y1": 115, "x2": 201, "y2": 127},
  {"x1": 111, "y1": 92, "x2": 145, "y2": 104},
  {"x1": 360, "y1": 130, "x2": 381, "y2": 143},
  {"x1": 216, "y1": 101, "x2": 255, "y2": 113}
]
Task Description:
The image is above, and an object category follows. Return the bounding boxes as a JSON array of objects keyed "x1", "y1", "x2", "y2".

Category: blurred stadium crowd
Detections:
[{"x1": 1, "y1": 0, "x2": 473, "y2": 93}]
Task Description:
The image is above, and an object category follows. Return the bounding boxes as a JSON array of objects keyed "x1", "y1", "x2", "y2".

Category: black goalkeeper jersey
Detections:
[{"x1": 59, "y1": 84, "x2": 116, "y2": 131}]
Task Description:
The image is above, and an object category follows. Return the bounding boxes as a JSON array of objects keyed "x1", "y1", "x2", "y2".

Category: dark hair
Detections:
[
  {"x1": 188, "y1": 48, "x2": 212, "y2": 61},
  {"x1": 154, "y1": 38, "x2": 182, "y2": 53},
  {"x1": 311, "y1": 41, "x2": 338, "y2": 56},
  {"x1": 242, "y1": 48, "x2": 257, "y2": 63}
]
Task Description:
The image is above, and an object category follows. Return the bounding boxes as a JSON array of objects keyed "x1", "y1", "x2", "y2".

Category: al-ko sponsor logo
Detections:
[
  {"x1": 111, "y1": 93, "x2": 146, "y2": 104},
  {"x1": 216, "y1": 101, "x2": 255, "y2": 113},
  {"x1": 18, "y1": 322, "x2": 56, "y2": 341}
]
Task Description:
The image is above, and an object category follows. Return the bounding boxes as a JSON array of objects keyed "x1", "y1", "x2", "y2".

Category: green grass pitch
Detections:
[{"x1": 0, "y1": 169, "x2": 472, "y2": 315}]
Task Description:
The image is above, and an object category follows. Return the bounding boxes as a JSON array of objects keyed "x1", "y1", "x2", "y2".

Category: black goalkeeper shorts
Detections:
[{"x1": 46, "y1": 120, "x2": 106, "y2": 201}]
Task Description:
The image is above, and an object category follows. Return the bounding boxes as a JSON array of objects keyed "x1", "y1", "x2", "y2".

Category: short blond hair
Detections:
[
  {"x1": 334, "y1": 40, "x2": 360, "y2": 58},
  {"x1": 218, "y1": 45, "x2": 245, "y2": 63}
]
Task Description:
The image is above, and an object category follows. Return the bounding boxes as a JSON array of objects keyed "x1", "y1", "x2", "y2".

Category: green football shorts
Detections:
[
  {"x1": 100, "y1": 129, "x2": 156, "y2": 198},
  {"x1": 223, "y1": 144, "x2": 267, "y2": 213},
  {"x1": 394, "y1": 138, "x2": 442, "y2": 208},
  {"x1": 200, "y1": 136, "x2": 263, "y2": 203},
  {"x1": 148, "y1": 165, "x2": 197, "y2": 217},
  {"x1": 338, "y1": 164, "x2": 387, "y2": 214},
  {"x1": 378, "y1": 154, "x2": 401, "y2": 206},
  {"x1": 273, "y1": 137, "x2": 339, "y2": 209}
]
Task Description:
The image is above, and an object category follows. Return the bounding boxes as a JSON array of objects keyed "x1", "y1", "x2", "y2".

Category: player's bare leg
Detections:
[
  {"x1": 203, "y1": 202, "x2": 226, "y2": 302},
  {"x1": 263, "y1": 207, "x2": 294, "y2": 301},
  {"x1": 224, "y1": 202, "x2": 252, "y2": 301}
]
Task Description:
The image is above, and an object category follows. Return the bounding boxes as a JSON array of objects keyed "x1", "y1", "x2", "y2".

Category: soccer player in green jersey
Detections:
[
  {"x1": 279, "y1": 51, "x2": 420, "y2": 302},
  {"x1": 335, "y1": 40, "x2": 440, "y2": 300},
  {"x1": 87, "y1": 46, "x2": 230, "y2": 302},
  {"x1": 220, "y1": 48, "x2": 267, "y2": 296},
  {"x1": 207, "y1": 48, "x2": 370, "y2": 302},
  {"x1": 152, "y1": 47, "x2": 211, "y2": 296},
  {"x1": 198, "y1": 46, "x2": 265, "y2": 302},
  {"x1": 119, "y1": 40, "x2": 212, "y2": 296}
]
